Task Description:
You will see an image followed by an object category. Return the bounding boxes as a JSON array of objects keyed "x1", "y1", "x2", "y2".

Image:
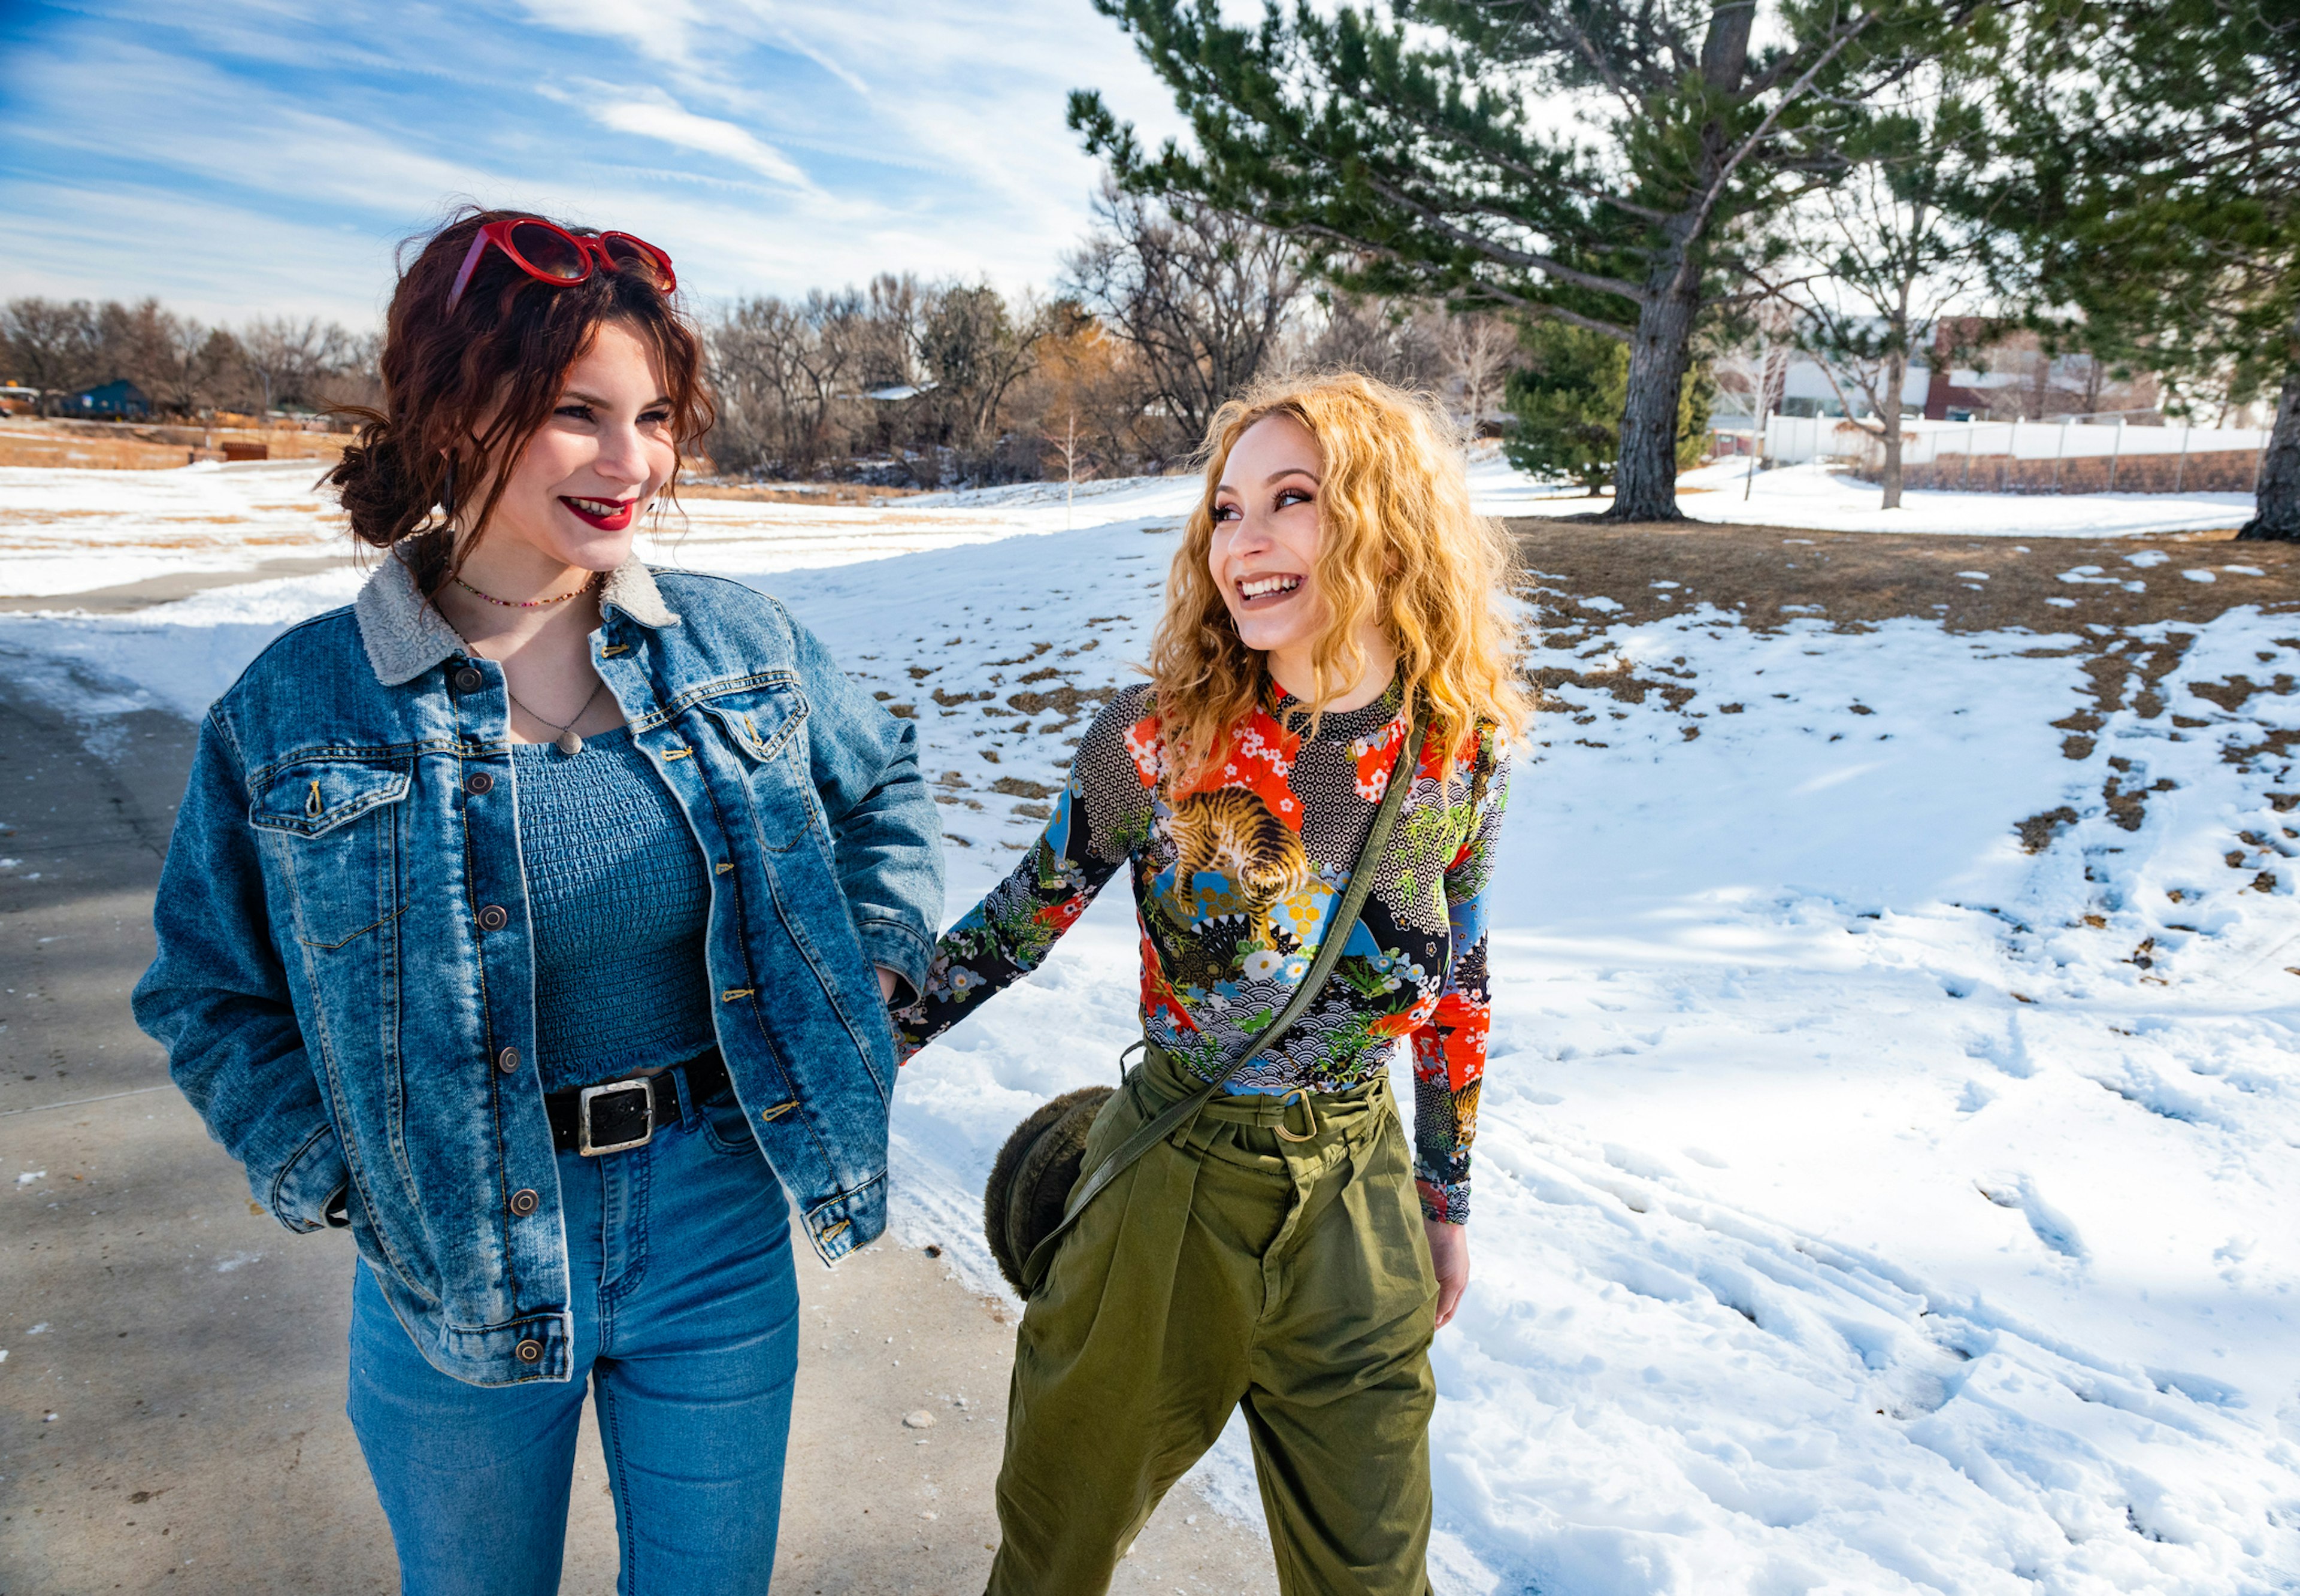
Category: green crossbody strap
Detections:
[{"x1": 1021, "y1": 709, "x2": 1429, "y2": 1294}]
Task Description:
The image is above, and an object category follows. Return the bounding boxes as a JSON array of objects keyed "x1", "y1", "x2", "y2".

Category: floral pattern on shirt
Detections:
[{"x1": 895, "y1": 677, "x2": 1511, "y2": 1222}]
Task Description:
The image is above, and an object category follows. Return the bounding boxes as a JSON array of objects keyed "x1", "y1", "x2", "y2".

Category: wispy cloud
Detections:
[
  {"x1": 580, "y1": 93, "x2": 819, "y2": 193},
  {"x1": 0, "y1": 0, "x2": 1187, "y2": 324}
]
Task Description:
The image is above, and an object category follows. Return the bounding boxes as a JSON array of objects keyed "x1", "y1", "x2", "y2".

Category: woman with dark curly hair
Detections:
[{"x1": 133, "y1": 209, "x2": 942, "y2": 1594}]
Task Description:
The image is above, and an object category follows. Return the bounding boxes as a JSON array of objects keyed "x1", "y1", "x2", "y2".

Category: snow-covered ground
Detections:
[
  {"x1": 0, "y1": 458, "x2": 346, "y2": 596},
  {"x1": 4, "y1": 458, "x2": 2296, "y2": 1594}
]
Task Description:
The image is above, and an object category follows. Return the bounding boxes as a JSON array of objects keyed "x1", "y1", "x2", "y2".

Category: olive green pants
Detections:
[{"x1": 986, "y1": 1045, "x2": 1439, "y2": 1596}]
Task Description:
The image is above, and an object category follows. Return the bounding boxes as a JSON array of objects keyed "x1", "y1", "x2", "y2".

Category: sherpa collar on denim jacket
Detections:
[{"x1": 354, "y1": 550, "x2": 680, "y2": 686}]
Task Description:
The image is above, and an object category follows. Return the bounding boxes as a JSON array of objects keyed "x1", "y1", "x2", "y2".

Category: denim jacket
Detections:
[{"x1": 131, "y1": 554, "x2": 943, "y2": 1386}]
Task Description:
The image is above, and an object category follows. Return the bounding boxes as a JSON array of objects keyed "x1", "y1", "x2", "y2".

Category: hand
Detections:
[
  {"x1": 876, "y1": 966, "x2": 900, "y2": 1004},
  {"x1": 1424, "y1": 1218, "x2": 1469, "y2": 1330}
]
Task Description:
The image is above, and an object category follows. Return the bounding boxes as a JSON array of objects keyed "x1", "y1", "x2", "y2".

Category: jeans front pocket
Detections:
[{"x1": 248, "y1": 758, "x2": 411, "y2": 949}]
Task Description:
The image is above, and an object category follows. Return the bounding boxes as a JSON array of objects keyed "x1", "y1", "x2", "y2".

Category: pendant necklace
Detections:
[
  {"x1": 438, "y1": 600, "x2": 609, "y2": 756},
  {"x1": 508, "y1": 679, "x2": 607, "y2": 756}
]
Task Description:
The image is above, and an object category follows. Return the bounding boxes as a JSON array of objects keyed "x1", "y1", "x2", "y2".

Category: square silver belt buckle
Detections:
[{"x1": 577, "y1": 1079, "x2": 656, "y2": 1156}]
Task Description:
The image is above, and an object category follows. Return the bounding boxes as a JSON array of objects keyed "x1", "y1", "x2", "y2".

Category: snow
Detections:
[
  {"x1": 0, "y1": 458, "x2": 343, "y2": 596},
  {"x1": 1680, "y1": 460, "x2": 2257, "y2": 538},
  {"x1": 4, "y1": 456, "x2": 2298, "y2": 1592}
]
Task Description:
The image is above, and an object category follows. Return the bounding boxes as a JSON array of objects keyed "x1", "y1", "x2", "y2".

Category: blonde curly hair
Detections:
[{"x1": 1146, "y1": 370, "x2": 1529, "y2": 788}]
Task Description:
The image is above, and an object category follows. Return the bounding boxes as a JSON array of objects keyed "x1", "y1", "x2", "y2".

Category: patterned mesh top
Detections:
[{"x1": 895, "y1": 675, "x2": 1512, "y2": 1222}]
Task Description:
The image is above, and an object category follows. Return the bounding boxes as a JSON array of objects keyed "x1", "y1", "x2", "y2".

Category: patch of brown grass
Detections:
[
  {"x1": 1506, "y1": 517, "x2": 2292, "y2": 639},
  {"x1": 681, "y1": 481, "x2": 924, "y2": 506},
  {"x1": 0, "y1": 434, "x2": 200, "y2": 471},
  {"x1": 0, "y1": 419, "x2": 348, "y2": 471}
]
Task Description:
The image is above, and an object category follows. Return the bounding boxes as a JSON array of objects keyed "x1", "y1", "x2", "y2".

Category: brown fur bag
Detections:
[{"x1": 984, "y1": 1086, "x2": 1115, "y2": 1294}]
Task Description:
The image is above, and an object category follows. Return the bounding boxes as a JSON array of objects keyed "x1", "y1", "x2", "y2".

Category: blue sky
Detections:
[{"x1": 0, "y1": 0, "x2": 1184, "y2": 328}]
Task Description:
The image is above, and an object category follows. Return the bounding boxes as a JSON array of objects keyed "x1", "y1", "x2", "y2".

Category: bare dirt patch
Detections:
[{"x1": 1506, "y1": 517, "x2": 2294, "y2": 640}]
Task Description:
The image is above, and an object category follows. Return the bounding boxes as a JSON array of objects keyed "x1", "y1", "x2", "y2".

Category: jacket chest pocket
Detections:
[
  {"x1": 249, "y1": 761, "x2": 411, "y2": 949},
  {"x1": 697, "y1": 686, "x2": 812, "y2": 853}
]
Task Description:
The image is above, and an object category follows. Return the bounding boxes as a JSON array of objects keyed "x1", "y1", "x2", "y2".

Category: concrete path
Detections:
[
  {"x1": 0, "y1": 557, "x2": 350, "y2": 615},
  {"x1": 0, "y1": 647, "x2": 1274, "y2": 1594}
]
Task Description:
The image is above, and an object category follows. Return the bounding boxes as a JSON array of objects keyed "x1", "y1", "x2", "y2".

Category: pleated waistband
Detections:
[{"x1": 1136, "y1": 1038, "x2": 1394, "y2": 1158}]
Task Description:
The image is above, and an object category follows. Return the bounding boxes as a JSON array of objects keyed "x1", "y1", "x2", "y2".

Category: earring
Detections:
[{"x1": 438, "y1": 456, "x2": 458, "y2": 519}]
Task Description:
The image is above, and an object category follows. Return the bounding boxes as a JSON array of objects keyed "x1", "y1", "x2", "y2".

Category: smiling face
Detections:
[
  {"x1": 478, "y1": 318, "x2": 676, "y2": 580},
  {"x1": 1209, "y1": 412, "x2": 1329, "y2": 667}
]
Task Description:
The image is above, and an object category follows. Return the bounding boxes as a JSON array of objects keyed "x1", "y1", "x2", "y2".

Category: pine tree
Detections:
[
  {"x1": 1506, "y1": 324, "x2": 1707, "y2": 496},
  {"x1": 1068, "y1": 0, "x2": 1990, "y2": 521},
  {"x1": 1993, "y1": 0, "x2": 2300, "y2": 538}
]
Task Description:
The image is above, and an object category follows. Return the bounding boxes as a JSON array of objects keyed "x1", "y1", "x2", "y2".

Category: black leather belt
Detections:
[{"x1": 544, "y1": 1048, "x2": 731, "y2": 1156}]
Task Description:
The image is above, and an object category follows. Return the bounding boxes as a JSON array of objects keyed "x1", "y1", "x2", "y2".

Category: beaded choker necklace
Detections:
[{"x1": 453, "y1": 573, "x2": 597, "y2": 609}]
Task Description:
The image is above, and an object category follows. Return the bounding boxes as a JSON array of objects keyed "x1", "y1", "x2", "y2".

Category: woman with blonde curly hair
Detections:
[{"x1": 898, "y1": 371, "x2": 1524, "y2": 1595}]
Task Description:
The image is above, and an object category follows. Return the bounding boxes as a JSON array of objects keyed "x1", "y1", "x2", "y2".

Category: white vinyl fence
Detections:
[{"x1": 1761, "y1": 414, "x2": 2271, "y2": 494}]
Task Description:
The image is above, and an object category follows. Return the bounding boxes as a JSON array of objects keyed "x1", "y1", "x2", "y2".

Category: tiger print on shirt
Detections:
[{"x1": 1160, "y1": 786, "x2": 1314, "y2": 949}]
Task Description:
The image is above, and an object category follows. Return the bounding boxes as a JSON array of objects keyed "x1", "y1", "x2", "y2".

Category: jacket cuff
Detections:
[
  {"x1": 267, "y1": 1121, "x2": 350, "y2": 1235},
  {"x1": 854, "y1": 916, "x2": 932, "y2": 1007}
]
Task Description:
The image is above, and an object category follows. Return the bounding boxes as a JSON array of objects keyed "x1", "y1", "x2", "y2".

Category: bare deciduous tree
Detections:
[
  {"x1": 1765, "y1": 66, "x2": 1995, "y2": 507},
  {"x1": 1066, "y1": 180, "x2": 1303, "y2": 454},
  {"x1": 1, "y1": 298, "x2": 102, "y2": 411},
  {"x1": 1440, "y1": 313, "x2": 1522, "y2": 435},
  {"x1": 1294, "y1": 293, "x2": 1447, "y2": 390},
  {"x1": 1706, "y1": 297, "x2": 1795, "y2": 495},
  {"x1": 707, "y1": 290, "x2": 868, "y2": 474},
  {"x1": 914, "y1": 283, "x2": 1046, "y2": 462},
  {"x1": 239, "y1": 317, "x2": 358, "y2": 414}
]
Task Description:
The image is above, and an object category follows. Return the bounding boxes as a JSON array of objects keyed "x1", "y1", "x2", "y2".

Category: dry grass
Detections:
[
  {"x1": 681, "y1": 480, "x2": 924, "y2": 506},
  {"x1": 0, "y1": 434, "x2": 207, "y2": 471},
  {"x1": 1505, "y1": 517, "x2": 2288, "y2": 637},
  {"x1": 0, "y1": 420, "x2": 349, "y2": 472}
]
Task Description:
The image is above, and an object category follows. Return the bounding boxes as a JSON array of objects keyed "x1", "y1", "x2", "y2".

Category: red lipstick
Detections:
[{"x1": 561, "y1": 495, "x2": 638, "y2": 531}]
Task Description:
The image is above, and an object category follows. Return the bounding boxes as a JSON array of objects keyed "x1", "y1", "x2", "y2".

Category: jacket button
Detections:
[
  {"x1": 515, "y1": 1338, "x2": 543, "y2": 1364},
  {"x1": 495, "y1": 1046, "x2": 521, "y2": 1074},
  {"x1": 509, "y1": 1188, "x2": 540, "y2": 1216},
  {"x1": 453, "y1": 666, "x2": 484, "y2": 693},
  {"x1": 477, "y1": 904, "x2": 509, "y2": 931},
  {"x1": 465, "y1": 771, "x2": 494, "y2": 795}
]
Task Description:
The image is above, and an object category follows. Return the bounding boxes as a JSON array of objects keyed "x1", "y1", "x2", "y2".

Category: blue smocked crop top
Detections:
[{"x1": 510, "y1": 727, "x2": 718, "y2": 1092}]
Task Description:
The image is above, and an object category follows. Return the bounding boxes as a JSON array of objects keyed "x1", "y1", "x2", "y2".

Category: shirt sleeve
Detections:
[
  {"x1": 892, "y1": 690, "x2": 1148, "y2": 1059},
  {"x1": 1409, "y1": 725, "x2": 1512, "y2": 1224}
]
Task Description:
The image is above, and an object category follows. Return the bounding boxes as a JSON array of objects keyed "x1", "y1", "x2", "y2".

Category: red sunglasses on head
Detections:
[{"x1": 445, "y1": 218, "x2": 677, "y2": 314}]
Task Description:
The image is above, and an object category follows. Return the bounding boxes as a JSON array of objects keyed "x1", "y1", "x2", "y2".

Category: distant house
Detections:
[
  {"x1": 69, "y1": 380, "x2": 152, "y2": 419},
  {"x1": 1712, "y1": 320, "x2": 2167, "y2": 431}
]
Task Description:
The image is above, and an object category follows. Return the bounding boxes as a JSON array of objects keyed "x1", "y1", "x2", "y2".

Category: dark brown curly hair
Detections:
[{"x1": 326, "y1": 206, "x2": 713, "y2": 591}]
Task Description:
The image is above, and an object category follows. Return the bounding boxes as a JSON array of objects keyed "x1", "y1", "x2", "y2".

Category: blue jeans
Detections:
[{"x1": 346, "y1": 1080, "x2": 799, "y2": 1595}]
